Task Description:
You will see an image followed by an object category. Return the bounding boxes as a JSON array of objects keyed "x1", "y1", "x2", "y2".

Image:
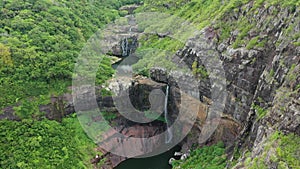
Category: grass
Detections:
[
  {"x1": 269, "y1": 69, "x2": 275, "y2": 77},
  {"x1": 134, "y1": 0, "x2": 300, "y2": 77},
  {"x1": 287, "y1": 64, "x2": 297, "y2": 82},
  {"x1": 246, "y1": 36, "x2": 259, "y2": 50},
  {"x1": 293, "y1": 41, "x2": 300, "y2": 46},
  {"x1": 296, "y1": 84, "x2": 300, "y2": 90},
  {"x1": 252, "y1": 103, "x2": 268, "y2": 119}
]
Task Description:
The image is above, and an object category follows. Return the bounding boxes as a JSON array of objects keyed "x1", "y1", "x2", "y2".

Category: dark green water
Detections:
[
  {"x1": 114, "y1": 146, "x2": 180, "y2": 169},
  {"x1": 112, "y1": 54, "x2": 139, "y2": 70}
]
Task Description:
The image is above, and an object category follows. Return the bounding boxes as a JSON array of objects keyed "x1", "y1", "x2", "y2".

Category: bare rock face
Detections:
[
  {"x1": 150, "y1": 67, "x2": 168, "y2": 83},
  {"x1": 129, "y1": 77, "x2": 167, "y2": 111},
  {"x1": 96, "y1": 124, "x2": 165, "y2": 168}
]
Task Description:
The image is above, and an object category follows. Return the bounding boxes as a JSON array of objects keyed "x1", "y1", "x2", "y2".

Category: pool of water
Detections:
[
  {"x1": 114, "y1": 146, "x2": 180, "y2": 169},
  {"x1": 112, "y1": 54, "x2": 139, "y2": 70}
]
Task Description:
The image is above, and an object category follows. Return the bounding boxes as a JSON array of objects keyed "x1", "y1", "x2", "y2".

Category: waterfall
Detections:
[
  {"x1": 164, "y1": 85, "x2": 172, "y2": 143},
  {"x1": 121, "y1": 38, "x2": 129, "y2": 57}
]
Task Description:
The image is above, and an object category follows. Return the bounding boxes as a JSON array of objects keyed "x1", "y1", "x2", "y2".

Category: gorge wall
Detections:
[{"x1": 151, "y1": 2, "x2": 300, "y2": 168}]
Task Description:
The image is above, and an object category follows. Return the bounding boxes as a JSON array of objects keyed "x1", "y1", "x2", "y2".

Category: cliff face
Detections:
[
  {"x1": 146, "y1": 1, "x2": 299, "y2": 167},
  {"x1": 166, "y1": 2, "x2": 300, "y2": 168}
]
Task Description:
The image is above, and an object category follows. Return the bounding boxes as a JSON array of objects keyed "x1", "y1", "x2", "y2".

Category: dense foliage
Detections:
[
  {"x1": 0, "y1": 0, "x2": 140, "y2": 168},
  {"x1": 0, "y1": 0, "x2": 140, "y2": 108},
  {"x1": 0, "y1": 117, "x2": 99, "y2": 169},
  {"x1": 172, "y1": 142, "x2": 227, "y2": 169}
]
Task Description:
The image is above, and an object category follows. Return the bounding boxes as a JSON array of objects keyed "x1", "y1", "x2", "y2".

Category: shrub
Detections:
[{"x1": 172, "y1": 142, "x2": 226, "y2": 169}]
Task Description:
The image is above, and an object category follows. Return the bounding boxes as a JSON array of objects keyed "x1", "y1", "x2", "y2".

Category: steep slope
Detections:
[{"x1": 133, "y1": 0, "x2": 300, "y2": 168}]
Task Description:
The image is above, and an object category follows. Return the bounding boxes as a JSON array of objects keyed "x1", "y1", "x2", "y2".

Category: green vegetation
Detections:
[
  {"x1": 244, "y1": 132, "x2": 300, "y2": 169},
  {"x1": 0, "y1": 0, "x2": 140, "y2": 109},
  {"x1": 275, "y1": 133, "x2": 300, "y2": 168},
  {"x1": 0, "y1": 42, "x2": 13, "y2": 67},
  {"x1": 230, "y1": 144, "x2": 242, "y2": 167},
  {"x1": 252, "y1": 103, "x2": 268, "y2": 119},
  {"x1": 134, "y1": 0, "x2": 252, "y2": 74},
  {"x1": 192, "y1": 61, "x2": 209, "y2": 79},
  {"x1": 101, "y1": 111, "x2": 118, "y2": 121},
  {"x1": 0, "y1": 117, "x2": 100, "y2": 169},
  {"x1": 13, "y1": 98, "x2": 46, "y2": 119},
  {"x1": 1, "y1": 0, "x2": 299, "y2": 168},
  {"x1": 138, "y1": 34, "x2": 184, "y2": 53},
  {"x1": 99, "y1": 88, "x2": 113, "y2": 97},
  {"x1": 172, "y1": 142, "x2": 227, "y2": 169},
  {"x1": 296, "y1": 84, "x2": 300, "y2": 90},
  {"x1": 269, "y1": 69, "x2": 275, "y2": 77},
  {"x1": 144, "y1": 110, "x2": 166, "y2": 123},
  {"x1": 133, "y1": 0, "x2": 300, "y2": 76},
  {"x1": 287, "y1": 63, "x2": 297, "y2": 81},
  {"x1": 232, "y1": 21, "x2": 254, "y2": 49},
  {"x1": 132, "y1": 34, "x2": 184, "y2": 75},
  {"x1": 95, "y1": 56, "x2": 116, "y2": 85},
  {"x1": 293, "y1": 41, "x2": 300, "y2": 46},
  {"x1": 0, "y1": 0, "x2": 141, "y2": 168},
  {"x1": 246, "y1": 36, "x2": 259, "y2": 50}
]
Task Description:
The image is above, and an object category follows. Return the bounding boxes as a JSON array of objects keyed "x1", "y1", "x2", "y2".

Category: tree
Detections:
[{"x1": 0, "y1": 43, "x2": 13, "y2": 68}]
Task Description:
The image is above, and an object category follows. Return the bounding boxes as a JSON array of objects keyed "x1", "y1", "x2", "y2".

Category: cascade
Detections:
[
  {"x1": 121, "y1": 38, "x2": 129, "y2": 57},
  {"x1": 164, "y1": 85, "x2": 172, "y2": 143}
]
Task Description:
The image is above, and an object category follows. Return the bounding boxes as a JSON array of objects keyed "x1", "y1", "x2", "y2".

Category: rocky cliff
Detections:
[{"x1": 131, "y1": 1, "x2": 300, "y2": 168}]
